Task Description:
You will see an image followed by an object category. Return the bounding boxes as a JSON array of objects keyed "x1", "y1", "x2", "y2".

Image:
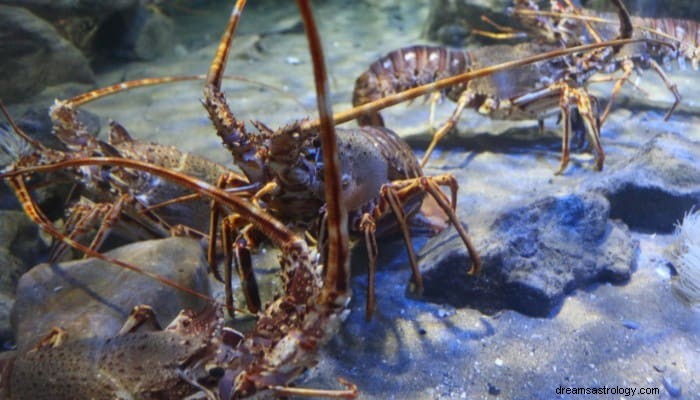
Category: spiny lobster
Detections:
[
  {"x1": 352, "y1": 0, "x2": 635, "y2": 174},
  {"x1": 510, "y1": 0, "x2": 695, "y2": 123},
  {"x1": 0, "y1": 0, "x2": 356, "y2": 397}
]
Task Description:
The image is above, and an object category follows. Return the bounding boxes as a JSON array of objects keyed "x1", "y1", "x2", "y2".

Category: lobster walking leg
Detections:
[{"x1": 358, "y1": 173, "x2": 482, "y2": 318}]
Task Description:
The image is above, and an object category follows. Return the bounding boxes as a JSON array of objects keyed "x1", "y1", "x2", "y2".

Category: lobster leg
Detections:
[
  {"x1": 207, "y1": 171, "x2": 257, "y2": 280},
  {"x1": 270, "y1": 378, "x2": 358, "y2": 398},
  {"x1": 233, "y1": 235, "x2": 261, "y2": 313},
  {"x1": 418, "y1": 175, "x2": 481, "y2": 275},
  {"x1": 360, "y1": 174, "x2": 482, "y2": 318},
  {"x1": 598, "y1": 59, "x2": 635, "y2": 124},
  {"x1": 359, "y1": 214, "x2": 378, "y2": 319},
  {"x1": 48, "y1": 198, "x2": 111, "y2": 262},
  {"x1": 32, "y1": 327, "x2": 68, "y2": 351},
  {"x1": 646, "y1": 58, "x2": 682, "y2": 121},
  {"x1": 220, "y1": 213, "x2": 262, "y2": 316},
  {"x1": 387, "y1": 176, "x2": 481, "y2": 275},
  {"x1": 553, "y1": 84, "x2": 604, "y2": 173},
  {"x1": 4, "y1": 173, "x2": 217, "y2": 305},
  {"x1": 116, "y1": 305, "x2": 163, "y2": 335},
  {"x1": 382, "y1": 184, "x2": 423, "y2": 294},
  {"x1": 421, "y1": 90, "x2": 475, "y2": 167}
]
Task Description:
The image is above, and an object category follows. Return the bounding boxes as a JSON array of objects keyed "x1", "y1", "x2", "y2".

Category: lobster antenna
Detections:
[
  {"x1": 0, "y1": 99, "x2": 46, "y2": 150},
  {"x1": 4, "y1": 175, "x2": 225, "y2": 310},
  {"x1": 295, "y1": 0, "x2": 350, "y2": 299},
  {"x1": 1, "y1": 157, "x2": 300, "y2": 252},
  {"x1": 322, "y1": 37, "x2": 673, "y2": 128},
  {"x1": 511, "y1": 8, "x2": 683, "y2": 45},
  {"x1": 64, "y1": 75, "x2": 309, "y2": 112},
  {"x1": 610, "y1": 0, "x2": 632, "y2": 51},
  {"x1": 207, "y1": 0, "x2": 248, "y2": 90}
]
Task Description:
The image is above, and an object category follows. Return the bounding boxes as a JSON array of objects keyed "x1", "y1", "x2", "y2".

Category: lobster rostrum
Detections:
[{"x1": 352, "y1": 0, "x2": 634, "y2": 174}]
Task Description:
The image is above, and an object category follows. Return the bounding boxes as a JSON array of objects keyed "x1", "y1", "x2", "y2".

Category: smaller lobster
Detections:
[
  {"x1": 352, "y1": 0, "x2": 635, "y2": 174},
  {"x1": 510, "y1": 0, "x2": 692, "y2": 122}
]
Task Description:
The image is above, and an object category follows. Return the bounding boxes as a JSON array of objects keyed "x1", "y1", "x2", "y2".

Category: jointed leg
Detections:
[
  {"x1": 360, "y1": 214, "x2": 378, "y2": 319},
  {"x1": 220, "y1": 214, "x2": 261, "y2": 316},
  {"x1": 421, "y1": 90, "x2": 473, "y2": 167},
  {"x1": 647, "y1": 58, "x2": 681, "y2": 121}
]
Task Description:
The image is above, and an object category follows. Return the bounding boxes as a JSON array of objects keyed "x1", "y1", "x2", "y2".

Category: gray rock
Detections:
[
  {"x1": 417, "y1": 192, "x2": 638, "y2": 317},
  {"x1": 0, "y1": 293, "x2": 12, "y2": 347},
  {"x1": 422, "y1": 0, "x2": 516, "y2": 45},
  {"x1": 109, "y1": 6, "x2": 176, "y2": 60},
  {"x1": 662, "y1": 374, "x2": 683, "y2": 398},
  {"x1": 11, "y1": 237, "x2": 210, "y2": 353},
  {"x1": 0, "y1": 210, "x2": 47, "y2": 282},
  {"x1": 0, "y1": 5, "x2": 95, "y2": 103},
  {"x1": 0, "y1": 210, "x2": 47, "y2": 347},
  {"x1": 0, "y1": 0, "x2": 138, "y2": 18},
  {"x1": 585, "y1": 132, "x2": 700, "y2": 232}
]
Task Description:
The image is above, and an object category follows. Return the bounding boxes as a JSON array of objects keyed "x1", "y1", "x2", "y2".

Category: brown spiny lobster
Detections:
[
  {"x1": 197, "y1": 0, "x2": 485, "y2": 318},
  {"x1": 510, "y1": 0, "x2": 694, "y2": 123},
  {"x1": 352, "y1": 0, "x2": 635, "y2": 174},
  {"x1": 0, "y1": 0, "x2": 356, "y2": 397}
]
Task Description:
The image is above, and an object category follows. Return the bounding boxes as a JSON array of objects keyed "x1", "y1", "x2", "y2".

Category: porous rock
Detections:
[
  {"x1": 417, "y1": 192, "x2": 638, "y2": 317},
  {"x1": 0, "y1": 5, "x2": 95, "y2": 103},
  {"x1": 584, "y1": 132, "x2": 700, "y2": 232},
  {"x1": 11, "y1": 237, "x2": 210, "y2": 354}
]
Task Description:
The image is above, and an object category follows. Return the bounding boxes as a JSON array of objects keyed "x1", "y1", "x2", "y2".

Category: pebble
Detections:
[
  {"x1": 662, "y1": 376, "x2": 682, "y2": 398},
  {"x1": 621, "y1": 320, "x2": 640, "y2": 330},
  {"x1": 487, "y1": 382, "x2": 501, "y2": 396},
  {"x1": 437, "y1": 308, "x2": 452, "y2": 318}
]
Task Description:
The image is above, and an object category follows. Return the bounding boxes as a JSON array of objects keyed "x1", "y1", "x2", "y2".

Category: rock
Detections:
[
  {"x1": 662, "y1": 374, "x2": 683, "y2": 398},
  {"x1": 1, "y1": 0, "x2": 138, "y2": 17},
  {"x1": 97, "y1": 5, "x2": 176, "y2": 60},
  {"x1": 0, "y1": 210, "x2": 48, "y2": 345},
  {"x1": 422, "y1": 0, "x2": 516, "y2": 45},
  {"x1": 0, "y1": 293, "x2": 13, "y2": 347},
  {"x1": 0, "y1": 5, "x2": 95, "y2": 103},
  {"x1": 11, "y1": 237, "x2": 210, "y2": 353},
  {"x1": 0, "y1": 210, "x2": 47, "y2": 281},
  {"x1": 585, "y1": 132, "x2": 700, "y2": 232},
  {"x1": 417, "y1": 192, "x2": 638, "y2": 317}
]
